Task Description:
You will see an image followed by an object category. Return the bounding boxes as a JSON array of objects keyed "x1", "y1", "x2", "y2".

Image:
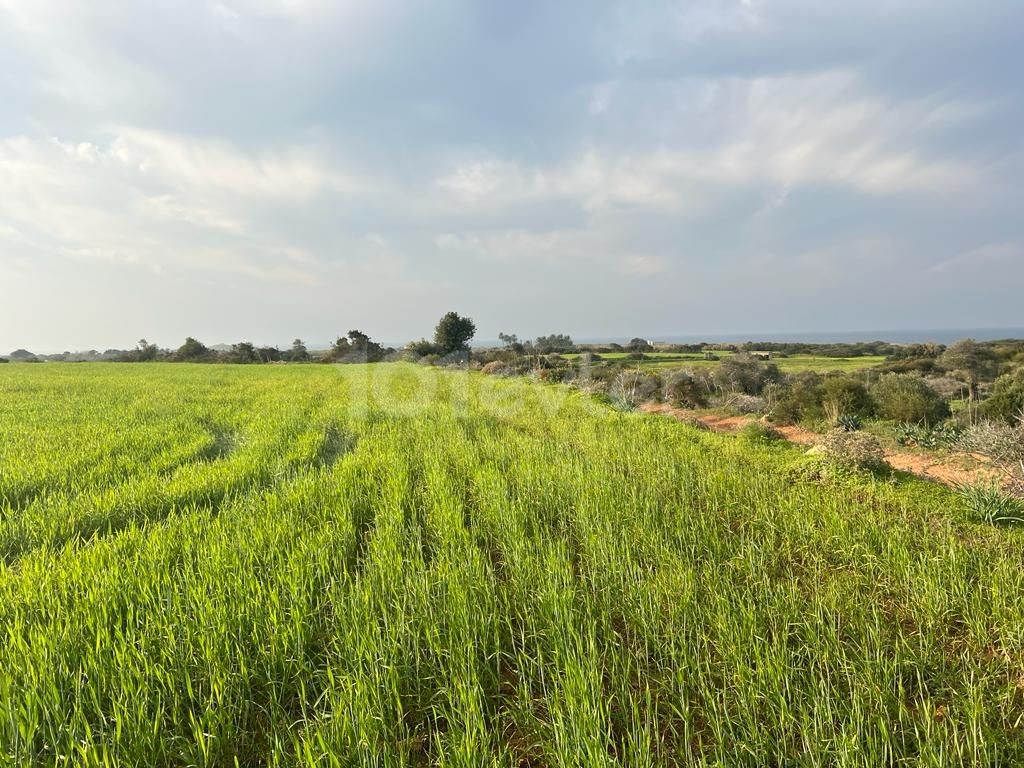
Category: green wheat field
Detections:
[{"x1": 1, "y1": 363, "x2": 1022, "y2": 766}]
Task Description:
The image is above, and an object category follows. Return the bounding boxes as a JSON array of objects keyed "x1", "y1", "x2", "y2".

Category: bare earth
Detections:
[{"x1": 641, "y1": 403, "x2": 999, "y2": 490}]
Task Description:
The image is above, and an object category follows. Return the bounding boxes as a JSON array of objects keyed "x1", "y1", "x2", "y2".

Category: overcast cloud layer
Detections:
[{"x1": 1, "y1": 0, "x2": 1022, "y2": 351}]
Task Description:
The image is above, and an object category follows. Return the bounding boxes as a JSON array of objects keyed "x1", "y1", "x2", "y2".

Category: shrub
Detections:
[
  {"x1": 417, "y1": 354, "x2": 440, "y2": 366},
  {"x1": 770, "y1": 372, "x2": 824, "y2": 425},
  {"x1": 980, "y1": 371, "x2": 1024, "y2": 425},
  {"x1": 739, "y1": 421, "x2": 784, "y2": 443},
  {"x1": 609, "y1": 371, "x2": 661, "y2": 409},
  {"x1": 481, "y1": 361, "x2": 510, "y2": 377},
  {"x1": 871, "y1": 374, "x2": 950, "y2": 424},
  {"x1": 958, "y1": 483, "x2": 1024, "y2": 525},
  {"x1": 726, "y1": 394, "x2": 767, "y2": 414},
  {"x1": 817, "y1": 429, "x2": 887, "y2": 470},
  {"x1": 713, "y1": 354, "x2": 781, "y2": 395},
  {"x1": 819, "y1": 376, "x2": 874, "y2": 424},
  {"x1": 663, "y1": 369, "x2": 710, "y2": 408},
  {"x1": 958, "y1": 419, "x2": 1024, "y2": 495}
]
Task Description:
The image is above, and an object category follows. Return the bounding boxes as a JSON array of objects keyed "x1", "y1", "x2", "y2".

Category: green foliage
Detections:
[
  {"x1": 229, "y1": 341, "x2": 258, "y2": 364},
  {"x1": 433, "y1": 311, "x2": 476, "y2": 356},
  {"x1": 328, "y1": 330, "x2": 386, "y2": 363},
  {"x1": 406, "y1": 338, "x2": 438, "y2": 357},
  {"x1": 770, "y1": 372, "x2": 824, "y2": 425},
  {"x1": 836, "y1": 413, "x2": 863, "y2": 432},
  {"x1": 533, "y1": 333, "x2": 575, "y2": 353},
  {"x1": 739, "y1": 421, "x2": 784, "y2": 443},
  {"x1": 289, "y1": 338, "x2": 310, "y2": 362},
  {"x1": 819, "y1": 376, "x2": 874, "y2": 424},
  {"x1": 871, "y1": 373, "x2": 950, "y2": 424},
  {"x1": 980, "y1": 370, "x2": 1024, "y2": 425},
  {"x1": 175, "y1": 336, "x2": 212, "y2": 362},
  {"x1": 894, "y1": 422, "x2": 962, "y2": 449},
  {"x1": 712, "y1": 353, "x2": 781, "y2": 395},
  {"x1": 0, "y1": 363, "x2": 1022, "y2": 764},
  {"x1": 958, "y1": 483, "x2": 1024, "y2": 525},
  {"x1": 940, "y1": 338, "x2": 1000, "y2": 401}
]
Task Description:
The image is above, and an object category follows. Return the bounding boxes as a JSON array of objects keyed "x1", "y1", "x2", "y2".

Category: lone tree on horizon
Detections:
[{"x1": 434, "y1": 312, "x2": 476, "y2": 356}]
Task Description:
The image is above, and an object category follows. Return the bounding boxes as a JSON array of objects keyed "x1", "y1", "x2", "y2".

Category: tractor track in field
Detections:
[{"x1": 640, "y1": 402, "x2": 1001, "y2": 491}]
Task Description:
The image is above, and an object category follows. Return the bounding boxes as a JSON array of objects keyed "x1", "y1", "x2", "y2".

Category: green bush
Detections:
[
  {"x1": 979, "y1": 370, "x2": 1024, "y2": 425},
  {"x1": 820, "y1": 376, "x2": 874, "y2": 424},
  {"x1": 739, "y1": 421, "x2": 784, "y2": 444},
  {"x1": 959, "y1": 483, "x2": 1024, "y2": 525},
  {"x1": 770, "y1": 372, "x2": 824, "y2": 425},
  {"x1": 870, "y1": 374, "x2": 949, "y2": 424},
  {"x1": 713, "y1": 354, "x2": 781, "y2": 395}
]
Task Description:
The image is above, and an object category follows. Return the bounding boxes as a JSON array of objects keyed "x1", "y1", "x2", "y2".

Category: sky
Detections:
[{"x1": 1, "y1": 0, "x2": 1022, "y2": 352}]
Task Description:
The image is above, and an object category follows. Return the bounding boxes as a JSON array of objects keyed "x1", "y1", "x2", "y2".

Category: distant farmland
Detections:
[{"x1": 1, "y1": 363, "x2": 1021, "y2": 765}]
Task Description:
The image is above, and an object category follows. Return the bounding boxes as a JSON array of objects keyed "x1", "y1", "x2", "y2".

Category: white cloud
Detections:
[{"x1": 0, "y1": 131, "x2": 369, "y2": 281}]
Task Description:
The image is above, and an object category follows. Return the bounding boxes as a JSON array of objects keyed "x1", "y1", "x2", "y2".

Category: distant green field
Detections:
[
  {"x1": 566, "y1": 351, "x2": 886, "y2": 372},
  {"x1": 1, "y1": 363, "x2": 1021, "y2": 765}
]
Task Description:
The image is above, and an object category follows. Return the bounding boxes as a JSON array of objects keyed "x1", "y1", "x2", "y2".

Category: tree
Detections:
[
  {"x1": 229, "y1": 342, "x2": 258, "y2": 364},
  {"x1": 534, "y1": 334, "x2": 575, "y2": 353},
  {"x1": 940, "y1": 338, "x2": 999, "y2": 402},
  {"x1": 326, "y1": 336, "x2": 351, "y2": 362},
  {"x1": 498, "y1": 332, "x2": 524, "y2": 354},
  {"x1": 628, "y1": 337, "x2": 652, "y2": 352},
  {"x1": 335, "y1": 330, "x2": 384, "y2": 362},
  {"x1": 289, "y1": 338, "x2": 309, "y2": 362},
  {"x1": 135, "y1": 339, "x2": 159, "y2": 362},
  {"x1": 175, "y1": 337, "x2": 210, "y2": 362},
  {"x1": 434, "y1": 312, "x2": 476, "y2": 356},
  {"x1": 256, "y1": 346, "x2": 282, "y2": 362}
]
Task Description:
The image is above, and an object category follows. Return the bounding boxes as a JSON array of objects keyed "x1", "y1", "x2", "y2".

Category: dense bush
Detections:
[
  {"x1": 662, "y1": 369, "x2": 711, "y2": 408},
  {"x1": 819, "y1": 376, "x2": 874, "y2": 424},
  {"x1": 980, "y1": 370, "x2": 1024, "y2": 425},
  {"x1": 713, "y1": 354, "x2": 781, "y2": 395},
  {"x1": 817, "y1": 429, "x2": 887, "y2": 471},
  {"x1": 739, "y1": 421, "x2": 784, "y2": 443},
  {"x1": 870, "y1": 374, "x2": 949, "y2": 424},
  {"x1": 770, "y1": 372, "x2": 824, "y2": 425}
]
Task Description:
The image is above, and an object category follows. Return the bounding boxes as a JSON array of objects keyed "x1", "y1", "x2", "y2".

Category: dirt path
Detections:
[{"x1": 641, "y1": 402, "x2": 998, "y2": 490}]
